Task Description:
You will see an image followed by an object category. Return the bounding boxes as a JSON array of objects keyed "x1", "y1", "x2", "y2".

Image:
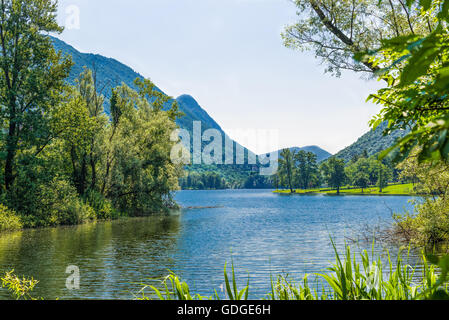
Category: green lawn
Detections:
[{"x1": 274, "y1": 183, "x2": 416, "y2": 196}]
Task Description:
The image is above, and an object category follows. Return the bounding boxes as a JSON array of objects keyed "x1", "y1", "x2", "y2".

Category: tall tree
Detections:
[
  {"x1": 377, "y1": 162, "x2": 392, "y2": 192},
  {"x1": 0, "y1": 0, "x2": 72, "y2": 190},
  {"x1": 279, "y1": 148, "x2": 296, "y2": 193},
  {"x1": 346, "y1": 158, "x2": 371, "y2": 193},
  {"x1": 321, "y1": 157, "x2": 346, "y2": 194},
  {"x1": 294, "y1": 150, "x2": 319, "y2": 189}
]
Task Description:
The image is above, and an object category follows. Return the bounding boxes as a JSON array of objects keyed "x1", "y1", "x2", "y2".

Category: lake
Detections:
[{"x1": 0, "y1": 190, "x2": 416, "y2": 299}]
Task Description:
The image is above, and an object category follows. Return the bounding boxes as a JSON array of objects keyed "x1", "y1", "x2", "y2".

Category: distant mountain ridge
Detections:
[{"x1": 265, "y1": 146, "x2": 332, "y2": 163}]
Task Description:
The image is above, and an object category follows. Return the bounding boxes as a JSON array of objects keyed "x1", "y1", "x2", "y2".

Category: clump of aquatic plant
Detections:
[
  {"x1": 0, "y1": 270, "x2": 39, "y2": 300},
  {"x1": 138, "y1": 243, "x2": 449, "y2": 300},
  {"x1": 137, "y1": 261, "x2": 248, "y2": 300}
]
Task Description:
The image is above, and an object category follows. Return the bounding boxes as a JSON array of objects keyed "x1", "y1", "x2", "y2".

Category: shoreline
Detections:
[{"x1": 273, "y1": 183, "x2": 417, "y2": 196}]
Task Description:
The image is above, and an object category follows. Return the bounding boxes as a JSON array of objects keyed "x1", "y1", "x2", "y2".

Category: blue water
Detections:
[
  {"x1": 0, "y1": 189, "x2": 415, "y2": 299},
  {"x1": 173, "y1": 190, "x2": 415, "y2": 298}
]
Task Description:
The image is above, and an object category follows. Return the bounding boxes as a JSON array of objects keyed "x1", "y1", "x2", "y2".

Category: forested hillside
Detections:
[{"x1": 334, "y1": 122, "x2": 410, "y2": 162}]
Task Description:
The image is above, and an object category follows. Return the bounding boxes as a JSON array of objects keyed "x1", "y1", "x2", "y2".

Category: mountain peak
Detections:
[
  {"x1": 264, "y1": 145, "x2": 332, "y2": 163},
  {"x1": 175, "y1": 94, "x2": 223, "y2": 132},
  {"x1": 177, "y1": 94, "x2": 197, "y2": 103}
]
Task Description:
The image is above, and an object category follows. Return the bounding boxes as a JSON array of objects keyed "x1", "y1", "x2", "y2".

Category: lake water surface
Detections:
[{"x1": 0, "y1": 190, "x2": 415, "y2": 299}]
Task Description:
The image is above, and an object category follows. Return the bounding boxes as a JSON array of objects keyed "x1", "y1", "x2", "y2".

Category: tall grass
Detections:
[{"x1": 137, "y1": 242, "x2": 449, "y2": 300}]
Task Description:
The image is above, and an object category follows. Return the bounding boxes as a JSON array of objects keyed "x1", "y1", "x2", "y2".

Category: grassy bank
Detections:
[{"x1": 274, "y1": 183, "x2": 415, "y2": 196}]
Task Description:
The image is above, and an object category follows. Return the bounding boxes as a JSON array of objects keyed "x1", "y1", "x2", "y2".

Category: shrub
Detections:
[
  {"x1": 0, "y1": 204, "x2": 23, "y2": 232},
  {"x1": 68, "y1": 199, "x2": 97, "y2": 225},
  {"x1": 35, "y1": 177, "x2": 96, "y2": 226},
  {"x1": 84, "y1": 190, "x2": 118, "y2": 220},
  {"x1": 1, "y1": 270, "x2": 39, "y2": 300},
  {"x1": 394, "y1": 198, "x2": 449, "y2": 246}
]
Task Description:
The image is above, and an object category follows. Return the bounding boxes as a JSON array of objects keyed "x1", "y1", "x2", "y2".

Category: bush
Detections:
[
  {"x1": 1, "y1": 270, "x2": 39, "y2": 300},
  {"x1": 394, "y1": 198, "x2": 449, "y2": 246},
  {"x1": 35, "y1": 177, "x2": 96, "y2": 226},
  {"x1": 0, "y1": 204, "x2": 23, "y2": 232},
  {"x1": 84, "y1": 190, "x2": 119, "y2": 220}
]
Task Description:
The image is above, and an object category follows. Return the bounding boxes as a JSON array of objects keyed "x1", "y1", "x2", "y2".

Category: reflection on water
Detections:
[
  {"x1": 0, "y1": 190, "x2": 417, "y2": 299},
  {"x1": 0, "y1": 215, "x2": 181, "y2": 299}
]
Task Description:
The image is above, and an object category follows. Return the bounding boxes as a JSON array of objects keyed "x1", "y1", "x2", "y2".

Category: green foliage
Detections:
[
  {"x1": 0, "y1": 0, "x2": 73, "y2": 190},
  {"x1": 294, "y1": 150, "x2": 320, "y2": 189},
  {"x1": 320, "y1": 157, "x2": 347, "y2": 194},
  {"x1": 0, "y1": 204, "x2": 22, "y2": 232},
  {"x1": 283, "y1": 0, "x2": 434, "y2": 76},
  {"x1": 83, "y1": 190, "x2": 118, "y2": 220},
  {"x1": 32, "y1": 177, "x2": 96, "y2": 227},
  {"x1": 275, "y1": 183, "x2": 414, "y2": 195},
  {"x1": 180, "y1": 171, "x2": 227, "y2": 190},
  {"x1": 278, "y1": 149, "x2": 296, "y2": 192},
  {"x1": 277, "y1": 149, "x2": 322, "y2": 191},
  {"x1": 138, "y1": 245, "x2": 449, "y2": 300},
  {"x1": 0, "y1": 2, "x2": 183, "y2": 231},
  {"x1": 103, "y1": 83, "x2": 182, "y2": 215},
  {"x1": 243, "y1": 174, "x2": 273, "y2": 189},
  {"x1": 1, "y1": 270, "x2": 39, "y2": 300},
  {"x1": 335, "y1": 122, "x2": 410, "y2": 163},
  {"x1": 138, "y1": 260, "x2": 249, "y2": 301},
  {"x1": 393, "y1": 150, "x2": 449, "y2": 245},
  {"x1": 345, "y1": 157, "x2": 393, "y2": 192},
  {"x1": 357, "y1": 0, "x2": 449, "y2": 163}
]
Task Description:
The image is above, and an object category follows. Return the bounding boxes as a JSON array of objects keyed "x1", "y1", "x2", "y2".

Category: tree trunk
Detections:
[
  {"x1": 90, "y1": 151, "x2": 96, "y2": 190},
  {"x1": 4, "y1": 115, "x2": 17, "y2": 190}
]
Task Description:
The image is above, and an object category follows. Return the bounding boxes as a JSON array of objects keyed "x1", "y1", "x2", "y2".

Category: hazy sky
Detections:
[{"x1": 56, "y1": 0, "x2": 384, "y2": 154}]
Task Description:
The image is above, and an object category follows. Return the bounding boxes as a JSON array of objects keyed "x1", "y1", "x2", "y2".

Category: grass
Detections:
[
  {"x1": 274, "y1": 183, "x2": 415, "y2": 196},
  {"x1": 137, "y1": 242, "x2": 449, "y2": 300}
]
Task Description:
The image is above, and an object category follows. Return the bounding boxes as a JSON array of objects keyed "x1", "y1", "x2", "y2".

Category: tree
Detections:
[
  {"x1": 0, "y1": 0, "x2": 72, "y2": 190},
  {"x1": 294, "y1": 150, "x2": 319, "y2": 189},
  {"x1": 65, "y1": 69, "x2": 107, "y2": 195},
  {"x1": 345, "y1": 158, "x2": 370, "y2": 192},
  {"x1": 282, "y1": 0, "x2": 434, "y2": 76},
  {"x1": 363, "y1": 0, "x2": 449, "y2": 164},
  {"x1": 321, "y1": 157, "x2": 346, "y2": 194},
  {"x1": 377, "y1": 162, "x2": 393, "y2": 192},
  {"x1": 279, "y1": 149, "x2": 296, "y2": 193},
  {"x1": 103, "y1": 81, "x2": 183, "y2": 214}
]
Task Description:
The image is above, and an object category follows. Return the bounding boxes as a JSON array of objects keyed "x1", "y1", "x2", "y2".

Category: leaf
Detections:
[
  {"x1": 430, "y1": 289, "x2": 449, "y2": 300},
  {"x1": 419, "y1": 0, "x2": 432, "y2": 11},
  {"x1": 400, "y1": 44, "x2": 440, "y2": 86}
]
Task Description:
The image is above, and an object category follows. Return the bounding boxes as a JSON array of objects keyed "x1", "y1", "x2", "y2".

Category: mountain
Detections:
[
  {"x1": 290, "y1": 146, "x2": 332, "y2": 162},
  {"x1": 334, "y1": 122, "x2": 410, "y2": 162},
  {"x1": 51, "y1": 37, "x2": 223, "y2": 132},
  {"x1": 266, "y1": 146, "x2": 332, "y2": 163},
  {"x1": 51, "y1": 36, "x2": 257, "y2": 187}
]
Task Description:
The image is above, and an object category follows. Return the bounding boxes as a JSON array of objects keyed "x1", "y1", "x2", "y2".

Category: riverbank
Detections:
[{"x1": 274, "y1": 183, "x2": 415, "y2": 196}]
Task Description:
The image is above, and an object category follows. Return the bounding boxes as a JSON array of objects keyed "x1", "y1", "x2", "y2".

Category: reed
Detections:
[{"x1": 137, "y1": 242, "x2": 449, "y2": 300}]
